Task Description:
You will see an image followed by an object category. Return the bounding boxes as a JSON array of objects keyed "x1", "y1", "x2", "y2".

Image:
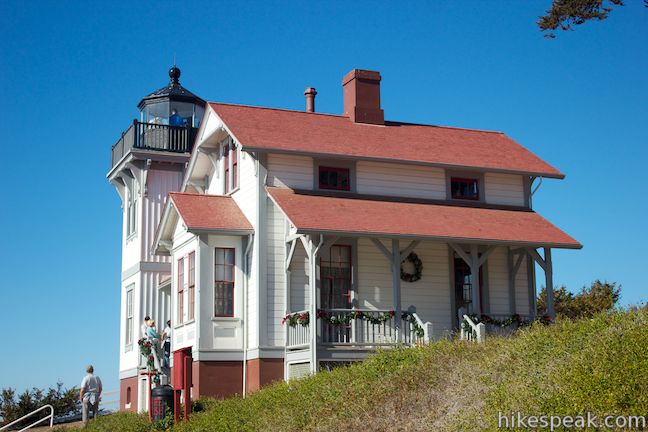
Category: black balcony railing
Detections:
[{"x1": 111, "y1": 120, "x2": 198, "y2": 167}]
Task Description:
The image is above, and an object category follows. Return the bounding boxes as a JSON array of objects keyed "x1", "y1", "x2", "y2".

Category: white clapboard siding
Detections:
[
  {"x1": 289, "y1": 242, "x2": 310, "y2": 311},
  {"x1": 356, "y1": 161, "x2": 445, "y2": 199},
  {"x1": 515, "y1": 255, "x2": 531, "y2": 315},
  {"x1": 142, "y1": 168, "x2": 183, "y2": 262},
  {"x1": 487, "y1": 247, "x2": 510, "y2": 315},
  {"x1": 266, "y1": 200, "x2": 286, "y2": 346},
  {"x1": 484, "y1": 173, "x2": 525, "y2": 206},
  {"x1": 231, "y1": 151, "x2": 257, "y2": 225},
  {"x1": 267, "y1": 154, "x2": 313, "y2": 189},
  {"x1": 247, "y1": 243, "x2": 258, "y2": 349},
  {"x1": 356, "y1": 238, "x2": 452, "y2": 338}
]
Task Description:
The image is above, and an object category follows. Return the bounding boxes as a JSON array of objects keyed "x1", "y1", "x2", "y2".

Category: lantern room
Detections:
[{"x1": 138, "y1": 66, "x2": 205, "y2": 127}]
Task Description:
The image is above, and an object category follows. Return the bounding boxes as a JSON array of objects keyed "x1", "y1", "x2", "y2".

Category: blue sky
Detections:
[{"x1": 0, "y1": 1, "x2": 646, "y2": 396}]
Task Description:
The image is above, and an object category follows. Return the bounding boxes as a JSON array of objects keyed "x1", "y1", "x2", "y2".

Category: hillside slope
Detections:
[{"x1": 64, "y1": 311, "x2": 648, "y2": 431}]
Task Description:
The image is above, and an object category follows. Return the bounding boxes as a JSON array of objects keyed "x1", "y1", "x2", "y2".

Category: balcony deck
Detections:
[{"x1": 111, "y1": 120, "x2": 198, "y2": 167}]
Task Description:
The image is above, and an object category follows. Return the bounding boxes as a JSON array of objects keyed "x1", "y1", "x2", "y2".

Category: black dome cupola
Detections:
[{"x1": 137, "y1": 65, "x2": 206, "y2": 128}]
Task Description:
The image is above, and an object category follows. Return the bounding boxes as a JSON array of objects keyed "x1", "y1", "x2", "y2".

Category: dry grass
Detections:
[{"x1": 63, "y1": 310, "x2": 648, "y2": 432}]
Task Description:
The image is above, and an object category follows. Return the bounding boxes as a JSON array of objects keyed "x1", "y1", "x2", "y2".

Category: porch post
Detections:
[
  {"x1": 507, "y1": 248, "x2": 516, "y2": 315},
  {"x1": 391, "y1": 239, "x2": 402, "y2": 342},
  {"x1": 307, "y1": 235, "x2": 324, "y2": 374},
  {"x1": 470, "y1": 245, "x2": 481, "y2": 315},
  {"x1": 544, "y1": 248, "x2": 554, "y2": 318}
]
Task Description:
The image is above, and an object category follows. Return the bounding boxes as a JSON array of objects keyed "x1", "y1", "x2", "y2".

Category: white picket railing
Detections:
[
  {"x1": 286, "y1": 309, "x2": 310, "y2": 348},
  {"x1": 460, "y1": 314, "x2": 486, "y2": 343},
  {"x1": 0, "y1": 404, "x2": 54, "y2": 431},
  {"x1": 285, "y1": 309, "x2": 434, "y2": 349},
  {"x1": 409, "y1": 312, "x2": 433, "y2": 345}
]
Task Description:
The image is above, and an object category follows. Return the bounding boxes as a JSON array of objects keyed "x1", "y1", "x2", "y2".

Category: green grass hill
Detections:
[{"x1": 60, "y1": 310, "x2": 648, "y2": 431}]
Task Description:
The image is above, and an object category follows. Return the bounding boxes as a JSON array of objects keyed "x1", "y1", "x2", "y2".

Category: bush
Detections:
[
  {"x1": 537, "y1": 279, "x2": 620, "y2": 318},
  {"x1": 1, "y1": 382, "x2": 79, "y2": 428}
]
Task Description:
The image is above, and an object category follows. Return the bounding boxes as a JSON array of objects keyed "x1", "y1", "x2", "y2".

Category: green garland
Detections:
[
  {"x1": 317, "y1": 309, "x2": 395, "y2": 325},
  {"x1": 137, "y1": 338, "x2": 161, "y2": 385},
  {"x1": 401, "y1": 313, "x2": 425, "y2": 338},
  {"x1": 281, "y1": 310, "x2": 425, "y2": 339},
  {"x1": 281, "y1": 311, "x2": 310, "y2": 327},
  {"x1": 461, "y1": 313, "x2": 552, "y2": 334}
]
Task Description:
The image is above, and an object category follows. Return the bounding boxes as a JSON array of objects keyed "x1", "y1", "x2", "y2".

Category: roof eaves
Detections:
[
  {"x1": 292, "y1": 228, "x2": 582, "y2": 250},
  {"x1": 248, "y1": 146, "x2": 565, "y2": 179}
]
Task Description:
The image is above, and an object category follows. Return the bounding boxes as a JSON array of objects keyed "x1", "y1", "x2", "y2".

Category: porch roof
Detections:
[
  {"x1": 169, "y1": 192, "x2": 253, "y2": 232},
  {"x1": 267, "y1": 187, "x2": 581, "y2": 249},
  {"x1": 152, "y1": 192, "x2": 253, "y2": 255}
]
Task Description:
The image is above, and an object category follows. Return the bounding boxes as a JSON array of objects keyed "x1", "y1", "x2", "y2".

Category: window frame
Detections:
[
  {"x1": 188, "y1": 252, "x2": 196, "y2": 321},
  {"x1": 319, "y1": 244, "x2": 353, "y2": 309},
  {"x1": 214, "y1": 247, "x2": 236, "y2": 318},
  {"x1": 318, "y1": 166, "x2": 351, "y2": 191},
  {"x1": 222, "y1": 138, "x2": 240, "y2": 195},
  {"x1": 125, "y1": 286, "x2": 134, "y2": 348},
  {"x1": 126, "y1": 183, "x2": 137, "y2": 238},
  {"x1": 177, "y1": 257, "x2": 185, "y2": 324},
  {"x1": 314, "y1": 160, "x2": 356, "y2": 193},
  {"x1": 446, "y1": 171, "x2": 484, "y2": 202}
]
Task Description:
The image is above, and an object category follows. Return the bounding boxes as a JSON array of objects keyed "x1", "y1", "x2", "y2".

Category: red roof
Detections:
[
  {"x1": 267, "y1": 188, "x2": 580, "y2": 249},
  {"x1": 210, "y1": 102, "x2": 563, "y2": 178},
  {"x1": 169, "y1": 193, "x2": 253, "y2": 232}
]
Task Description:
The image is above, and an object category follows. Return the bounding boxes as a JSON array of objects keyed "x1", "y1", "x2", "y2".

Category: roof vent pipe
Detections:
[{"x1": 304, "y1": 87, "x2": 317, "y2": 113}]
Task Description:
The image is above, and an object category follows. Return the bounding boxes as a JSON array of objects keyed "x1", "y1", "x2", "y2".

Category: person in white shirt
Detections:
[
  {"x1": 79, "y1": 365, "x2": 102, "y2": 426},
  {"x1": 140, "y1": 315, "x2": 151, "y2": 340},
  {"x1": 162, "y1": 320, "x2": 172, "y2": 368}
]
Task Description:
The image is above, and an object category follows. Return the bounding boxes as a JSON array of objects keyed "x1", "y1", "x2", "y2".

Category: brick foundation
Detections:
[
  {"x1": 190, "y1": 358, "x2": 284, "y2": 399},
  {"x1": 119, "y1": 376, "x2": 138, "y2": 412}
]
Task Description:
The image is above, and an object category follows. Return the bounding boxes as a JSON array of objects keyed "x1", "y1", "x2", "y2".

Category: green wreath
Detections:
[{"x1": 400, "y1": 252, "x2": 423, "y2": 282}]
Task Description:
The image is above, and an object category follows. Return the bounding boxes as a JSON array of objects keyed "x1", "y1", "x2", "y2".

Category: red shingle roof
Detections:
[
  {"x1": 210, "y1": 102, "x2": 563, "y2": 178},
  {"x1": 169, "y1": 192, "x2": 253, "y2": 232},
  {"x1": 267, "y1": 188, "x2": 581, "y2": 249}
]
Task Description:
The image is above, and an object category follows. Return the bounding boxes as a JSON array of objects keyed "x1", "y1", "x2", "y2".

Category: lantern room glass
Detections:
[{"x1": 140, "y1": 101, "x2": 204, "y2": 128}]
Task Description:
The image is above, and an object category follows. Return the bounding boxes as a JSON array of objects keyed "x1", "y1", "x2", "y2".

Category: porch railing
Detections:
[
  {"x1": 111, "y1": 120, "x2": 198, "y2": 167},
  {"x1": 285, "y1": 309, "x2": 434, "y2": 349},
  {"x1": 460, "y1": 314, "x2": 485, "y2": 343},
  {"x1": 286, "y1": 309, "x2": 310, "y2": 349},
  {"x1": 320, "y1": 309, "x2": 430, "y2": 346}
]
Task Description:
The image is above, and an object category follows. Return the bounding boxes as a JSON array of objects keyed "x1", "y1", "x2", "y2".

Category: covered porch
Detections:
[{"x1": 268, "y1": 187, "x2": 581, "y2": 374}]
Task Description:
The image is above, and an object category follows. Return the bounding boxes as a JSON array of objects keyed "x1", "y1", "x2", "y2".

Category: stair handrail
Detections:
[
  {"x1": 411, "y1": 312, "x2": 433, "y2": 343},
  {"x1": 461, "y1": 314, "x2": 486, "y2": 343},
  {"x1": 0, "y1": 404, "x2": 54, "y2": 431}
]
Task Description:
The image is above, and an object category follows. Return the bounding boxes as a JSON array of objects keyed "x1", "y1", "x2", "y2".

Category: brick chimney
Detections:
[
  {"x1": 304, "y1": 87, "x2": 317, "y2": 112},
  {"x1": 342, "y1": 69, "x2": 384, "y2": 125}
]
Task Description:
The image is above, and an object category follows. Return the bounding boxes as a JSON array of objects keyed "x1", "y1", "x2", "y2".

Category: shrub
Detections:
[
  {"x1": 537, "y1": 279, "x2": 620, "y2": 318},
  {"x1": 1, "y1": 382, "x2": 79, "y2": 429}
]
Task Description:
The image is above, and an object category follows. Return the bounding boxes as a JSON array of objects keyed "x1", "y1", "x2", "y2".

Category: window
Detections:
[
  {"x1": 231, "y1": 147, "x2": 238, "y2": 190},
  {"x1": 177, "y1": 258, "x2": 185, "y2": 324},
  {"x1": 318, "y1": 166, "x2": 350, "y2": 191},
  {"x1": 222, "y1": 139, "x2": 239, "y2": 194},
  {"x1": 454, "y1": 256, "x2": 483, "y2": 314},
  {"x1": 125, "y1": 287, "x2": 134, "y2": 346},
  {"x1": 223, "y1": 146, "x2": 229, "y2": 193},
  {"x1": 450, "y1": 177, "x2": 480, "y2": 200},
  {"x1": 214, "y1": 248, "x2": 235, "y2": 317},
  {"x1": 188, "y1": 252, "x2": 195, "y2": 321},
  {"x1": 320, "y1": 245, "x2": 352, "y2": 309},
  {"x1": 126, "y1": 186, "x2": 137, "y2": 236}
]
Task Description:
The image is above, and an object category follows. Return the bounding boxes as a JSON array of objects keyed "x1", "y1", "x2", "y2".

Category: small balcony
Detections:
[{"x1": 111, "y1": 120, "x2": 198, "y2": 167}]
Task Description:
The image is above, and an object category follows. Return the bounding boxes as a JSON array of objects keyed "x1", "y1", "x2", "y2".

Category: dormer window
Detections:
[
  {"x1": 319, "y1": 166, "x2": 350, "y2": 191},
  {"x1": 451, "y1": 177, "x2": 480, "y2": 201}
]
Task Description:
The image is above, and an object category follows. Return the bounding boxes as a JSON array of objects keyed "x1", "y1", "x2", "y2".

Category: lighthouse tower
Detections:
[{"x1": 107, "y1": 66, "x2": 205, "y2": 412}]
